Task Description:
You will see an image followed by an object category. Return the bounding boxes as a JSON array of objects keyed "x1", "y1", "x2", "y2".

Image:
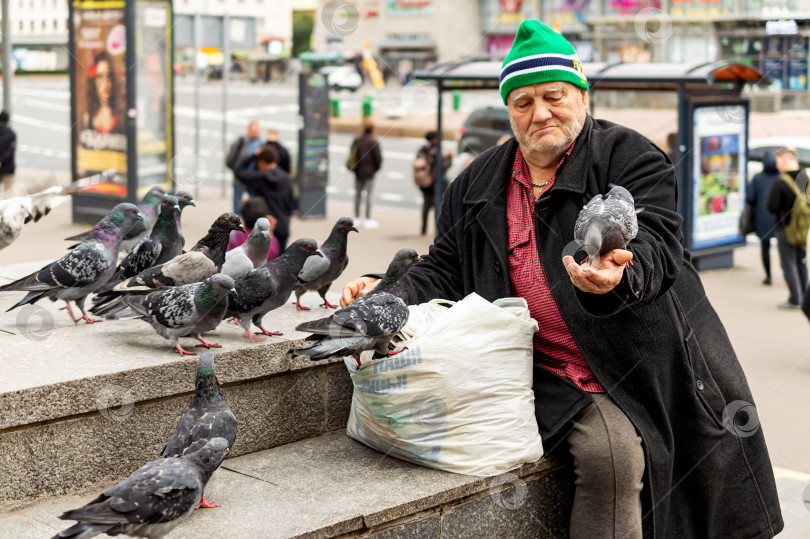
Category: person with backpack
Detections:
[
  {"x1": 226, "y1": 120, "x2": 262, "y2": 215},
  {"x1": 347, "y1": 120, "x2": 382, "y2": 229},
  {"x1": 767, "y1": 147, "x2": 809, "y2": 310},
  {"x1": 415, "y1": 131, "x2": 452, "y2": 236}
]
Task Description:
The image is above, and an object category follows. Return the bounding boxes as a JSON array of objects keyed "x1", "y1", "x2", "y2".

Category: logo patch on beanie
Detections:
[{"x1": 572, "y1": 56, "x2": 585, "y2": 83}]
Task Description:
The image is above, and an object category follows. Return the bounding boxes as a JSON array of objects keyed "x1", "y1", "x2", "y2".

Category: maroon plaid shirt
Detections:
[{"x1": 506, "y1": 145, "x2": 606, "y2": 393}]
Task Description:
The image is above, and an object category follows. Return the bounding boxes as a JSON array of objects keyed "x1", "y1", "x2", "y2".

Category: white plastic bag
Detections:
[{"x1": 345, "y1": 293, "x2": 543, "y2": 476}]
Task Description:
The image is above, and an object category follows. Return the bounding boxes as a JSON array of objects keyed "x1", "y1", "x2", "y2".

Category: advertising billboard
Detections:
[
  {"x1": 690, "y1": 102, "x2": 748, "y2": 251},
  {"x1": 70, "y1": 0, "x2": 128, "y2": 198},
  {"x1": 135, "y1": 0, "x2": 173, "y2": 191}
]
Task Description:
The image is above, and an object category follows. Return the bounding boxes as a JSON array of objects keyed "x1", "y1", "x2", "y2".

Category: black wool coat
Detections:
[{"x1": 401, "y1": 116, "x2": 783, "y2": 538}]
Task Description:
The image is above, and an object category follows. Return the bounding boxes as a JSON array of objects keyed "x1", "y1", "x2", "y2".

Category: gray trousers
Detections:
[
  {"x1": 568, "y1": 394, "x2": 645, "y2": 539},
  {"x1": 354, "y1": 176, "x2": 374, "y2": 220},
  {"x1": 775, "y1": 229, "x2": 808, "y2": 305}
]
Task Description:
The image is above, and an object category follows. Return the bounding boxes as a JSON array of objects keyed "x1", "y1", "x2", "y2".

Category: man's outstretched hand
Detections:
[
  {"x1": 340, "y1": 277, "x2": 381, "y2": 307},
  {"x1": 563, "y1": 249, "x2": 633, "y2": 295}
]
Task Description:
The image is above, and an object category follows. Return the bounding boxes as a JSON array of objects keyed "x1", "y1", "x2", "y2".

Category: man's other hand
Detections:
[
  {"x1": 563, "y1": 249, "x2": 633, "y2": 295},
  {"x1": 340, "y1": 277, "x2": 381, "y2": 307}
]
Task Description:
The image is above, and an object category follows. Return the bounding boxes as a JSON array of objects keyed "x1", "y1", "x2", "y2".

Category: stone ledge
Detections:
[{"x1": 2, "y1": 432, "x2": 573, "y2": 539}]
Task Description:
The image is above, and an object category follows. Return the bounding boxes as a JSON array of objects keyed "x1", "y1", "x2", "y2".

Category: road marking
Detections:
[
  {"x1": 380, "y1": 193, "x2": 404, "y2": 202},
  {"x1": 11, "y1": 114, "x2": 70, "y2": 133},
  {"x1": 21, "y1": 98, "x2": 70, "y2": 112},
  {"x1": 387, "y1": 171, "x2": 405, "y2": 180}
]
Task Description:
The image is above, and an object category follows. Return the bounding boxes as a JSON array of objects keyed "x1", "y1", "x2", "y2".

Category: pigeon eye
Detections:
[
  {"x1": 342, "y1": 221, "x2": 348, "y2": 225},
  {"x1": 410, "y1": 254, "x2": 415, "y2": 259},
  {"x1": 306, "y1": 245, "x2": 311, "y2": 250},
  {"x1": 231, "y1": 219, "x2": 237, "y2": 223},
  {"x1": 130, "y1": 209, "x2": 135, "y2": 214}
]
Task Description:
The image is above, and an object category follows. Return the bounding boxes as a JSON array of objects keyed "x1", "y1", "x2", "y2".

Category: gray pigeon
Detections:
[
  {"x1": 103, "y1": 273, "x2": 235, "y2": 355},
  {"x1": 52, "y1": 437, "x2": 230, "y2": 539},
  {"x1": 293, "y1": 217, "x2": 358, "y2": 310},
  {"x1": 173, "y1": 190, "x2": 196, "y2": 248},
  {"x1": 0, "y1": 203, "x2": 143, "y2": 324},
  {"x1": 221, "y1": 217, "x2": 271, "y2": 279},
  {"x1": 64, "y1": 186, "x2": 166, "y2": 249},
  {"x1": 91, "y1": 213, "x2": 245, "y2": 317},
  {"x1": 226, "y1": 238, "x2": 322, "y2": 341},
  {"x1": 291, "y1": 248, "x2": 419, "y2": 363},
  {"x1": 161, "y1": 351, "x2": 237, "y2": 508},
  {"x1": 573, "y1": 185, "x2": 639, "y2": 266}
]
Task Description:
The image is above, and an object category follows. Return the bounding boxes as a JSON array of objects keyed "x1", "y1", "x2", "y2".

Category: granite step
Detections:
[
  {"x1": 0, "y1": 262, "x2": 354, "y2": 512},
  {"x1": 0, "y1": 431, "x2": 574, "y2": 538}
]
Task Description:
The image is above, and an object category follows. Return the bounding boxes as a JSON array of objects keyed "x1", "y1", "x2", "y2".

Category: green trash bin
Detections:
[
  {"x1": 452, "y1": 90, "x2": 461, "y2": 111},
  {"x1": 362, "y1": 95, "x2": 373, "y2": 118},
  {"x1": 330, "y1": 98, "x2": 340, "y2": 118}
]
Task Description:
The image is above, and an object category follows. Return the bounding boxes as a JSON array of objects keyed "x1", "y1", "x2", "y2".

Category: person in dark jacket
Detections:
[
  {"x1": 234, "y1": 144, "x2": 293, "y2": 251},
  {"x1": 265, "y1": 128, "x2": 291, "y2": 175},
  {"x1": 341, "y1": 20, "x2": 782, "y2": 538},
  {"x1": 767, "y1": 147, "x2": 807, "y2": 309},
  {"x1": 747, "y1": 149, "x2": 780, "y2": 284},
  {"x1": 349, "y1": 120, "x2": 382, "y2": 228},
  {"x1": 0, "y1": 110, "x2": 17, "y2": 196},
  {"x1": 416, "y1": 131, "x2": 452, "y2": 236}
]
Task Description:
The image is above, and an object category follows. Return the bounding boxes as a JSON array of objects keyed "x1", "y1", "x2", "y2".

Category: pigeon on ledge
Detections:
[
  {"x1": 161, "y1": 351, "x2": 237, "y2": 508},
  {"x1": 293, "y1": 217, "x2": 358, "y2": 310},
  {"x1": 0, "y1": 203, "x2": 143, "y2": 324},
  {"x1": 52, "y1": 438, "x2": 230, "y2": 539},
  {"x1": 291, "y1": 248, "x2": 419, "y2": 364}
]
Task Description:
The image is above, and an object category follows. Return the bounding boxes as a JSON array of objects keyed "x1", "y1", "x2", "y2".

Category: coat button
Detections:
[
  {"x1": 696, "y1": 379, "x2": 704, "y2": 391},
  {"x1": 494, "y1": 262, "x2": 501, "y2": 274}
]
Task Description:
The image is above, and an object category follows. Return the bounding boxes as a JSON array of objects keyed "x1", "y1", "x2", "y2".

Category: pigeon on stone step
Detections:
[
  {"x1": 0, "y1": 203, "x2": 143, "y2": 324},
  {"x1": 221, "y1": 217, "x2": 271, "y2": 279},
  {"x1": 91, "y1": 213, "x2": 244, "y2": 317},
  {"x1": 573, "y1": 185, "x2": 640, "y2": 267},
  {"x1": 52, "y1": 437, "x2": 230, "y2": 539},
  {"x1": 226, "y1": 238, "x2": 322, "y2": 341},
  {"x1": 103, "y1": 273, "x2": 234, "y2": 355},
  {"x1": 64, "y1": 186, "x2": 166, "y2": 249},
  {"x1": 161, "y1": 351, "x2": 237, "y2": 508},
  {"x1": 293, "y1": 217, "x2": 358, "y2": 311},
  {"x1": 291, "y1": 248, "x2": 419, "y2": 362},
  {"x1": 0, "y1": 186, "x2": 72, "y2": 251},
  {"x1": 173, "y1": 190, "x2": 196, "y2": 249}
]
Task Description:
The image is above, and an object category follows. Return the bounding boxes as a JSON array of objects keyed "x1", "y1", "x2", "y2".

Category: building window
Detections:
[
  {"x1": 53, "y1": 19, "x2": 58, "y2": 30},
  {"x1": 18, "y1": 20, "x2": 23, "y2": 31},
  {"x1": 30, "y1": 20, "x2": 35, "y2": 31}
]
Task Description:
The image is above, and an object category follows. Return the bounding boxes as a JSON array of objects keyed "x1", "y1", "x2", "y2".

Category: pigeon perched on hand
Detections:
[
  {"x1": 291, "y1": 248, "x2": 419, "y2": 363},
  {"x1": 293, "y1": 217, "x2": 358, "y2": 310},
  {"x1": 0, "y1": 203, "x2": 143, "y2": 324},
  {"x1": 226, "y1": 238, "x2": 322, "y2": 341},
  {"x1": 102, "y1": 273, "x2": 234, "y2": 355},
  {"x1": 92, "y1": 212, "x2": 244, "y2": 312},
  {"x1": 221, "y1": 217, "x2": 272, "y2": 279},
  {"x1": 161, "y1": 351, "x2": 237, "y2": 508},
  {"x1": 52, "y1": 437, "x2": 230, "y2": 539},
  {"x1": 573, "y1": 185, "x2": 640, "y2": 266}
]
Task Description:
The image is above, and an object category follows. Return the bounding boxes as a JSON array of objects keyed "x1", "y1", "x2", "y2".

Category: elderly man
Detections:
[{"x1": 342, "y1": 21, "x2": 782, "y2": 538}]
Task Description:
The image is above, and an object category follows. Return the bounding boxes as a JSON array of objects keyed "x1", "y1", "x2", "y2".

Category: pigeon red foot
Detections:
[
  {"x1": 294, "y1": 297, "x2": 310, "y2": 311},
  {"x1": 60, "y1": 302, "x2": 102, "y2": 324},
  {"x1": 320, "y1": 298, "x2": 338, "y2": 309},
  {"x1": 195, "y1": 493, "x2": 219, "y2": 510},
  {"x1": 195, "y1": 337, "x2": 221, "y2": 348},
  {"x1": 255, "y1": 326, "x2": 283, "y2": 337},
  {"x1": 174, "y1": 344, "x2": 196, "y2": 356},
  {"x1": 243, "y1": 329, "x2": 264, "y2": 342}
]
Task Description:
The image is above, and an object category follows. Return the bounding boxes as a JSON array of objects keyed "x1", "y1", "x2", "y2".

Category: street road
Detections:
[{"x1": 3, "y1": 76, "x2": 504, "y2": 212}]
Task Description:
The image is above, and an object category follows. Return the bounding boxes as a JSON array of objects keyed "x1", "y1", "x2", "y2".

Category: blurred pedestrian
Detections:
[
  {"x1": 265, "y1": 128, "x2": 291, "y2": 174},
  {"x1": 747, "y1": 149, "x2": 780, "y2": 285},
  {"x1": 0, "y1": 110, "x2": 17, "y2": 196},
  {"x1": 347, "y1": 119, "x2": 382, "y2": 229},
  {"x1": 226, "y1": 120, "x2": 262, "y2": 215},
  {"x1": 415, "y1": 131, "x2": 452, "y2": 235},
  {"x1": 665, "y1": 132, "x2": 678, "y2": 170},
  {"x1": 227, "y1": 196, "x2": 282, "y2": 261},
  {"x1": 234, "y1": 144, "x2": 293, "y2": 250},
  {"x1": 767, "y1": 147, "x2": 807, "y2": 309}
]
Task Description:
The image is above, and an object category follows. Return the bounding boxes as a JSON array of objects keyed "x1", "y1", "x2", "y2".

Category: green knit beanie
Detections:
[{"x1": 500, "y1": 20, "x2": 589, "y2": 105}]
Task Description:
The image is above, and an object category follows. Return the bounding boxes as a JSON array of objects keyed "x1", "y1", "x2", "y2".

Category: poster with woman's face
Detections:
[{"x1": 72, "y1": 1, "x2": 128, "y2": 197}]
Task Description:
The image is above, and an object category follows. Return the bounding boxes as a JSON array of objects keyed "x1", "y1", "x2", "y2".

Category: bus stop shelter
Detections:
[{"x1": 413, "y1": 60, "x2": 768, "y2": 270}]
